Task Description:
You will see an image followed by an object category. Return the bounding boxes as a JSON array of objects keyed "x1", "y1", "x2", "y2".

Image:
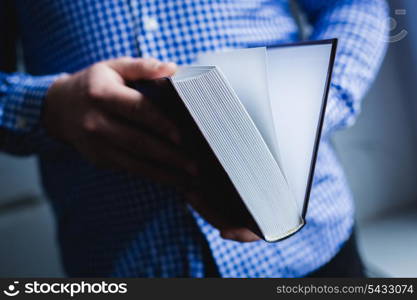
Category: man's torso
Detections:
[{"x1": 15, "y1": 0, "x2": 354, "y2": 277}]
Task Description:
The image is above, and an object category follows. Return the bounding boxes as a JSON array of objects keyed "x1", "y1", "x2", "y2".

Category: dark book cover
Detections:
[{"x1": 132, "y1": 79, "x2": 263, "y2": 238}]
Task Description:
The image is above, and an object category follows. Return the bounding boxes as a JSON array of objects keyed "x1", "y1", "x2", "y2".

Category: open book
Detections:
[{"x1": 134, "y1": 39, "x2": 337, "y2": 242}]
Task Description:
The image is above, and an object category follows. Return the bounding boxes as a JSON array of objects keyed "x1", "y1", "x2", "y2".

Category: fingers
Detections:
[
  {"x1": 90, "y1": 82, "x2": 180, "y2": 143},
  {"x1": 86, "y1": 57, "x2": 180, "y2": 143},
  {"x1": 106, "y1": 57, "x2": 177, "y2": 81},
  {"x1": 92, "y1": 115, "x2": 196, "y2": 175},
  {"x1": 220, "y1": 228, "x2": 261, "y2": 242}
]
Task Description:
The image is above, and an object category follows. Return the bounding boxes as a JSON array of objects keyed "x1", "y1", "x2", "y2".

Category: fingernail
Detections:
[
  {"x1": 152, "y1": 61, "x2": 162, "y2": 69},
  {"x1": 145, "y1": 59, "x2": 161, "y2": 69},
  {"x1": 166, "y1": 62, "x2": 178, "y2": 70}
]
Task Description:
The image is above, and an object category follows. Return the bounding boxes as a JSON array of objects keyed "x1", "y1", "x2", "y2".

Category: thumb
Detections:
[{"x1": 106, "y1": 57, "x2": 177, "y2": 81}]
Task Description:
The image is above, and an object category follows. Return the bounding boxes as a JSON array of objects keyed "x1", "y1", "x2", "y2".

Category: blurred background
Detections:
[{"x1": 0, "y1": 0, "x2": 416, "y2": 277}]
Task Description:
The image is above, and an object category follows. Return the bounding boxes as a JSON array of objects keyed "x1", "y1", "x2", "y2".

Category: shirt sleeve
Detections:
[
  {"x1": 0, "y1": 72, "x2": 67, "y2": 156},
  {"x1": 297, "y1": 0, "x2": 389, "y2": 138},
  {"x1": 0, "y1": 0, "x2": 67, "y2": 156},
  {"x1": 0, "y1": 72, "x2": 58, "y2": 133}
]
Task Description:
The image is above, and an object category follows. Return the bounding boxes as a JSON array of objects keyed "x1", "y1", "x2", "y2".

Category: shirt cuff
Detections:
[{"x1": 0, "y1": 73, "x2": 62, "y2": 133}]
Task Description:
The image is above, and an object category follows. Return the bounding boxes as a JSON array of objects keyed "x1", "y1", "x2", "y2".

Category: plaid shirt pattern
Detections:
[{"x1": 0, "y1": 0, "x2": 388, "y2": 277}]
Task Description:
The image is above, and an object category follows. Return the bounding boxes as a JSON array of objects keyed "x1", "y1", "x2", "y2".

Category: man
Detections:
[{"x1": 0, "y1": 0, "x2": 388, "y2": 277}]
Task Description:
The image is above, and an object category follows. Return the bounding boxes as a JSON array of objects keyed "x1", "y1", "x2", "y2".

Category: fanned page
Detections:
[
  {"x1": 170, "y1": 66, "x2": 302, "y2": 242},
  {"x1": 195, "y1": 48, "x2": 283, "y2": 167},
  {"x1": 196, "y1": 43, "x2": 333, "y2": 216},
  {"x1": 266, "y1": 43, "x2": 333, "y2": 214}
]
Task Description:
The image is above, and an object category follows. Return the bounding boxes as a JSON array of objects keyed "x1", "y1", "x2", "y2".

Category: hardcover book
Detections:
[{"x1": 134, "y1": 39, "x2": 337, "y2": 242}]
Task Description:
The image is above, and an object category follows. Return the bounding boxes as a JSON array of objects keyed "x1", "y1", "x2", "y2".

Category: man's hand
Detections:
[
  {"x1": 43, "y1": 56, "x2": 260, "y2": 243},
  {"x1": 43, "y1": 57, "x2": 197, "y2": 187}
]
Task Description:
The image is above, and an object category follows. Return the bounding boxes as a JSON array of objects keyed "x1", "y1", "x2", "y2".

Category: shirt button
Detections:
[
  {"x1": 143, "y1": 16, "x2": 159, "y2": 32},
  {"x1": 16, "y1": 117, "x2": 27, "y2": 130}
]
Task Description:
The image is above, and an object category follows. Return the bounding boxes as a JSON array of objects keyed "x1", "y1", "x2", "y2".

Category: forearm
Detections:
[
  {"x1": 299, "y1": 0, "x2": 389, "y2": 137},
  {"x1": 0, "y1": 72, "x2": 63, "y2": 155}
]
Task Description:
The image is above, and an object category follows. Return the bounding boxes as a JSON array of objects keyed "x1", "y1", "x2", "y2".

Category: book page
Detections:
[
  {"x1": 171, "y1": 67, "x2": 301, "y2": 241},
  {"x1": 267, "y1": 43, "x2": 333, "y2": 213},
  {"x1": 196, "y1": 48, "x2": 282, "y2": 166}
]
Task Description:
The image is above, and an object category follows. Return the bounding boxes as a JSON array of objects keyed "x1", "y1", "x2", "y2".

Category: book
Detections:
[{"x1": 134, "y1": 39, "x2": 337, "y2": 242}]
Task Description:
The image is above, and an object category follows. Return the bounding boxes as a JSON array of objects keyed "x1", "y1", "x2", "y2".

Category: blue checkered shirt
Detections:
[{"x1": 0, "y1": 0, "x2": 388, "y2": 277}]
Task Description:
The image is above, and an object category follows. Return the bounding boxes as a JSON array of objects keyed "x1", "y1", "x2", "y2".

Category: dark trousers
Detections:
[
  {"x1": 307, "y1": 231, "x2": 365, "y2": 277},
  {"x1": 203, "y1": 231, "x2": 365, "y2": 277}
]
